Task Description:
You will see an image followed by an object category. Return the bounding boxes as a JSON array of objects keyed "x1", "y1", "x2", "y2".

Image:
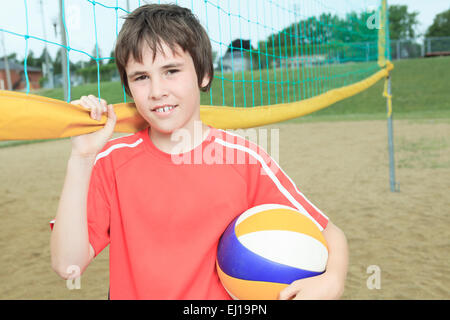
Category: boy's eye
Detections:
[
  {"x1": 135, "y1": 75, "x2": 148, "y2": 81},
  {"x1": 167, "y1": 69, "x2": 179, "y2": 75}
]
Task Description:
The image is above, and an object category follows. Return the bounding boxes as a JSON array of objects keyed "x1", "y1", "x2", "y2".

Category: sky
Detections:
[
  {"x1": 389, "y1": 0, "x2": 449, "y2": 36},
  {"x1": 1, "y1": 0, "x2": 449, "y2": 64}
]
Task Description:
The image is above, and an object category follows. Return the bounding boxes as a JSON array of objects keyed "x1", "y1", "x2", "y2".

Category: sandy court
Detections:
[{"x1": 0, "y1": 119, "x2": 449, "y2": 299}]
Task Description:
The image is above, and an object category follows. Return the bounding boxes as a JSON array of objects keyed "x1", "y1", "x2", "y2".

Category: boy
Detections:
[{"x1": 50, "y1": 4, "x2": 348, "y2": 300}]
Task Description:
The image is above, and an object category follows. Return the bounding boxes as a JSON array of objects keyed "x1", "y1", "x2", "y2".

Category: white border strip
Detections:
[
  {"x1": 94, "y1": 138, "x2": 143, "y2": 165},
  {"x1": 215, "y1": 137, "x2": 324, "y2": 231},
  {"x1": 220, "y1": 129, "x2": 329, "y2": 224}
]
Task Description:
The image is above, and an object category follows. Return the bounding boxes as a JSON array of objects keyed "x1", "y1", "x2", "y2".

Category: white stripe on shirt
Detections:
[
  {"x1": 219, "y1": 129, "x2": 329, "y2": 223},
  {"x1": 215, "y1": 136, "x2": 325, "y2": 231},
  {"x1": 94, "y1": 138, "x2": 143, "y2": 165}
]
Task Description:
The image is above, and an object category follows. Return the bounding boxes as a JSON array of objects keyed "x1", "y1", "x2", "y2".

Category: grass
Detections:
[
  {"x1": 0, "y1": 138, "x2": 66, "y2": 149},
  {"x1": 396, "y1": 136, "x2": 450, "y2": 169},
  {"x1": 286, "y1": 56, "x2": 450, "y2": 123}
]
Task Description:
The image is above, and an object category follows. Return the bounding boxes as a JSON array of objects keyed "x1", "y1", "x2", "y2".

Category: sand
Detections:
[{"x1": 0, "y1": 119, "x2": 449, "y2": 299}]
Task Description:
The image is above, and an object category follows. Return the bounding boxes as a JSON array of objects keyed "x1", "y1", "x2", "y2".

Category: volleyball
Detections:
[{"x1": 216, "y1": 204, "x2": 328, "y2": 300}]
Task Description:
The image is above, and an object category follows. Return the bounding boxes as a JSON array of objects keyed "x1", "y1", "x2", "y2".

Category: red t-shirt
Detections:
[{"x1": 59, "y1": 126, "x2": 328, "y2": 299}]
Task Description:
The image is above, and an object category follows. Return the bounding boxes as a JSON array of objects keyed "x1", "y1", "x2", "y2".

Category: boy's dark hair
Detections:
[{"x1": 114, "y1": 3, "x2": 214, "y2": 96}]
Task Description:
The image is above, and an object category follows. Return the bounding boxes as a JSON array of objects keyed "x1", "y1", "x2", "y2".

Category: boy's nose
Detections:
[{"x1": 150, "y1": 79, "x2": 168, "y2": 100}]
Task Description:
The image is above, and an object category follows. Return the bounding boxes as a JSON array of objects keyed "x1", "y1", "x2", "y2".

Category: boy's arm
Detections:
[
  {"x1": 50, "y1": 155, "x2": 97, "y2": 279},
  {"x1": 242, "y1": 137, "x2": 347, "y2": 299},
  {"x1": 50, "y1": 96, "x2": 116, "y2": 280},
  {"x1": 278, "y1": 221, "x2": 349, "y2": 300}
]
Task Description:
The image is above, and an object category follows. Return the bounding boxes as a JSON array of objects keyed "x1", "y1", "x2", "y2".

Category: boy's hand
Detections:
[
  {"x1": 278, "y1": 272, "x2": 344, "y2": 300},
  {"x1": 70, "y1": 95, "x2": 117, "y2": 159},
  {"x1": 279, "y1": 222, "x2": 348, "y2": 300}
]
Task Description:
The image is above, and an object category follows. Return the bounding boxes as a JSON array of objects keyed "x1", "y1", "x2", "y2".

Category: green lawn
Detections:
[{"x1": 287, "y1": 56, "x2": 450, "y2": 123}]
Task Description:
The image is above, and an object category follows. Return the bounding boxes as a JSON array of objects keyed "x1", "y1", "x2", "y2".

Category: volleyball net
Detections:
[{"x1": 0, "y1": 0, "x2": 393, "y2": 140}]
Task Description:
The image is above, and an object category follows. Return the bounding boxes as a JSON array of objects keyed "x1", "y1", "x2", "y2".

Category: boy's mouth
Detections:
[{"x1": 152, "y1": 105, "x2": 178, "y2": 113}]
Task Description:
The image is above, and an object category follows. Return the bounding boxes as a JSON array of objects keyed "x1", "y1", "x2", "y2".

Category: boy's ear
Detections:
[{"x1": 200, "y1": 74, "x2": 211, "y2": 89}]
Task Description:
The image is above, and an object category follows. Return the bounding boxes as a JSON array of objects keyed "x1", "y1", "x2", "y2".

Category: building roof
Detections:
[
  {"x1": 226, "y1": 39, "x2": 252, "y2": 53},
  {"x1": 0, "y1": 59, "x2": 41, "y2": 72}
]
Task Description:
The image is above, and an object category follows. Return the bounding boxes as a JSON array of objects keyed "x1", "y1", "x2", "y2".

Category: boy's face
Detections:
[{"x1": 126, "y1": 41, "x2": 209, "y2": 134}]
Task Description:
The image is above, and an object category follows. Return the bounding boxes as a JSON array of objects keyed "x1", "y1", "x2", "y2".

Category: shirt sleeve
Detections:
[
  {"x1": 86, "y1": 158, "x2": 112, "y2": 257},
  {"x1": 246, "y1": 142, "x2": 329, "y2": 231}
]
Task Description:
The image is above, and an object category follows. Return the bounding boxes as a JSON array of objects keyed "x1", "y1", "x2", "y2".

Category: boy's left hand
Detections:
[{"x1": 278, "y1": 272, "x2": 344, "y2": 300}]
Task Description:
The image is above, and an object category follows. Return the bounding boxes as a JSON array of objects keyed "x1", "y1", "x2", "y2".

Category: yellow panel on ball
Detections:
[
  {"x1": 235, "y1": 207, "x2": 328, "y2": 248},
  {"x1": 216, "y1": 261, "x2": 288, "y2": 300}
]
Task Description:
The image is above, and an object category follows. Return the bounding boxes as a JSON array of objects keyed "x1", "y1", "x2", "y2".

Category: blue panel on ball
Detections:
[{"x1": 217, "y1": 216, "x2": 323, "y2": 284}]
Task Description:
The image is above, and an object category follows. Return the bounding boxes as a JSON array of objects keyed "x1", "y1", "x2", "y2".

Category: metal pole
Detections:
[
  {"x1": 386, "y1": 75, "x2": 399, "y2": 192},
  {"x1": 421, "y1": 39, "x2": 425, "y2": 57},
  {"x1": 40, "y1": 0, "x2": 54, "y2": 88},
  {"x1": 366, "y1": 42, "x2": 370, "y2": 62},
  {"x1": 1, "y1": 33, "x2": 12, "y2": 90},
  {"x1": 59, "y1": 0, "x2": 69, "y2": 101}
]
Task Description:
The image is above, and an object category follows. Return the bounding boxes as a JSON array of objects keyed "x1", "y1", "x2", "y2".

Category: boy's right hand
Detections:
[{"x1": 70, "y1": 95, "x2": 117, "y2": 159}]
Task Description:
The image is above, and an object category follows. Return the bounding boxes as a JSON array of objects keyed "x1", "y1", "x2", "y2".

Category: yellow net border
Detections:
[{"x1": 0, "y1": 61, "x2": 393, "y2": 140}]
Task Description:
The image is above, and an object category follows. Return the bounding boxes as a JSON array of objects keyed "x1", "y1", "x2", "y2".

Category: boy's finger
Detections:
[
  {"x1": 278, "y1": 283, "x2": 300, "y2": 300},
  {"x1": 94, "y1": 104, "x2": 103, "y2": 121},
  {"x1": 107, "y1": 104, "x2": 117, "y2": 121},
  {"x1": 80, "y1": 96, "x2": 99, "y2": 120},
  {"x1": 73, "y1": 95, "x2": 107, "y2": 120},
  {"x1": 103, "y1": 105, "x2": 117, "y2": 133},
  {"x1": 80, "y1": 96, "x2": 94, "y2": 110},
  {"x1": 87, "y1": 95, "x2": 107, "y2": 113},
  {"x1": 87, "y1": 94, "x2": 103, "y2": 106},
  {"x1": 86, "y1": 95, "x2": 99, "y2": 107},
  {"x1": 100, "y1": 99, "x2": 108, "y2": 112}
]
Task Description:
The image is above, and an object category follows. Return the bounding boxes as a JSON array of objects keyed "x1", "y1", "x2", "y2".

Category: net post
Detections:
[
  {"x1": 380, "y1": 0, "x2": 399, "y2": 192},
  {"x1": 58, "y1": 0, "x2": 69, "y2": 102},
  {"x1": 385, "y1": 74, "x2": 399, "y2": 192},
  {"x1": 1, "y1": 34, "x2": 12, "y2": 90}
]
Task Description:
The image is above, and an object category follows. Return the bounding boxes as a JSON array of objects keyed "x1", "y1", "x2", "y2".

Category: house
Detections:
[
  {"x1": 271, "y1": 54, "x2": 327, "y2": 69},
  {"x1": 0, "y1": 59, "x2": 42, "y2": 91},
  {"x1": 219, "y1": 51, "x2": 252, "y2": 72},
  {"x1": 219, "y1": 39, "x2": 253, "y2": 72}
]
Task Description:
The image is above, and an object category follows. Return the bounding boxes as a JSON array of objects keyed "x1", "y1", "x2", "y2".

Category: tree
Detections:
[
  {"x1": 211, "y1": 50, "x2": 217, "y2": 64},
  {"x1": 53, "y1": 49, "x2": 63, "y2": 74},
  {"x1": 6, "y1": 53, "x2": 19, "y2": 63},
  {"x1": 388, "y1": 5, "x2": 420, "y2": 40},
  {"x1": 88, "y1": 46, "x2": 103, "y2": 66},
  {"x1": 258, "y1": 10, "x2": 378, "y2": 65},
  {"x1": 107, "y1": 50, "x2": 116, "y2": 65},
  {"x1": 52, "y1": 49, "x2": 77, "y2": 74},
  {"x1": 425, "y1": 8, "x2": 450, "y2": 37},
  {"x1": 21, "y1": 50, "x2": 42, "y2": 67},
  {"x1": 39, "y1": 48, "x2": 52, "y2": 65}
]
